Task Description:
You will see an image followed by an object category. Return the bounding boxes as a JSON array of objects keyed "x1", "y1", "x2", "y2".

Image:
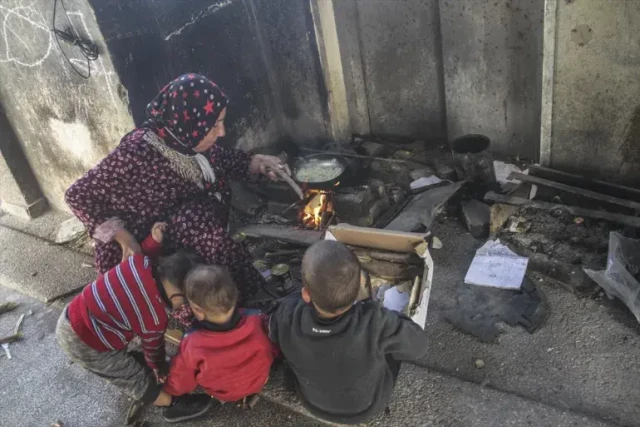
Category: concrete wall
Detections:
[
  {"x1": 0, "y1": 0, "x2": 134, "y2": 211},
  {"x1": 546, "y1": 0, "x2": 640, "y2": 185},
  {"x1": 440, "y1": 0, "x2": 544, "y2": 159},
  {"x1": 335, "y1": 0, "x2": 447, "y2": 141}
]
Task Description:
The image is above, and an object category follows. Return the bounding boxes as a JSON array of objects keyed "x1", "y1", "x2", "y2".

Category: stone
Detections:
[
  {"x1": 436, "y1": 164, "x2": 457, "y2": 181},
  {"x1": 54, "y1": 217, "x2": 87, "y2": 244},
  {"x1": 462, "y1": 200, "x2": 490, "y2": 238},
  {"x1": 475, "y1": 359, "x2": 486, "y2": 369},
  {"x1": 361, "y1": 141, "x2": 385, "y2": 157},
  {"x1": 410, "y1": 167, "x2": 437, "y2": 181}
]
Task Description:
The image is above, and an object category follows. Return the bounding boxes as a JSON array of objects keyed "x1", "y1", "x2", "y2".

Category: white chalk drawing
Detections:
[
  {"x1": 0, "y1": 5, "x2": 53, "y2": 67},
  {"x1": 164, "y1": 0, "x2": 233, "y2": 41}
]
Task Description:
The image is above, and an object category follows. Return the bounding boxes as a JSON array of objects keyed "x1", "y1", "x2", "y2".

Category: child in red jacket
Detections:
[{"x1": 163, "y1": 265, "x2": 274, "y2": 413}]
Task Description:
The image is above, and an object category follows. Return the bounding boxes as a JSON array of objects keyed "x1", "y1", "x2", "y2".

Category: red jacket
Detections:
[{"x1": 164, "y1": 311, "x2": 275, "y2": 401}]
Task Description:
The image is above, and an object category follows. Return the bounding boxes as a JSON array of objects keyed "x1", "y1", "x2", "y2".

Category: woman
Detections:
[{"x1": 66, "y1": 73, "x2": 288, "y2": 303}]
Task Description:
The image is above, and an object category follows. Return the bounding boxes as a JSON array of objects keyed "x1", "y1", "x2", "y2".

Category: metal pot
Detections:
[{"x1": 293, "y1": 153, "x2": 348, "y2": 190}]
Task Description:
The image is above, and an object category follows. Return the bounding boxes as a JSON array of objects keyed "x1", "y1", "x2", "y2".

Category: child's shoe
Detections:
[{"x1": 162, "y1": 394, "x2": 213, "y2": 423}]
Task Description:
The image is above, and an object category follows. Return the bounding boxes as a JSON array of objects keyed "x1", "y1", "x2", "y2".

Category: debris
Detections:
[
  {"x1": 1, "y1": 343, "x2": 11, "y2": 359},
  {"x1": 361, "y1": 141, "x2": 385, "y2": 157},
  {"x1": 51, "y1": 422, "x2": 64, "y2": 427},
  {"x1": 410, "y1": 176, "x2": 443, "y2": 191},
  {"x1": 464, "y1": 239, "x2": 528, "y2": 290},
  {"x1": 0, "y1": 302, "x2": 18, "y2": 315},
  {"x1": 410, "y1": 167, "x2": 437, "y2": 181},
  {"x1": 462, "y1": 200, "x2": 490, "y2": 239},
  {"x1": 431, "y1": 236, "x2": 443, "y2": 249},
  {"x1": 54, "y1": 217, "x2": 87, "y2": 244},
  {"x1": 529, "y1": 164, "x2": 640, "y2": 203},
  {"x1": 31, "y1": 271, "x2": 38, "y2": 277},
  {"x1": 485, "y1": 192, "x2": 640, "y2": 228},
  {"x1": 436, "y1": 164, "x2": 457, "y2": 181},
  {"x1": 386, "y1": 182, "x2": 465, "y2": 232},
  {"x1": 237, "y1": 224, "x2": 322, "y2": 246},
  {"x1": 507, "y1": 216, "x2": 531, "y2": 233},
  {"x1": 508, "y1": 171, "x2": 640, "y2": 211},
  {"x1": 244, "y1": 394, "x2": 261, "y2": 409},
  {"x1": 584, "y1": 232, "x2": 640, "y2": 322},
  {"x1": 445, "y1": 277, "x2": 546, "y2": 341},
  {"x1": 573, "y1": 217, "x2": 584, "y2": 225},
  {"x1": 494, "y1": 161, "x2": 525, "y2": 188},
  {"x1": 475, "y1": 359, "x2": 485, "y2": 369},
  {"x1": 230, "y1": 181, "x2": 266, "y2": 216},
  {"x1": 81, "y1": 262, "x2": 94, "y2": 269},
  {"x1": 489, "y1": 183, "x2": 532, "y2": 235},
  {"x1": 392, "y1": 150, "x2": 412, "y2": 160}
]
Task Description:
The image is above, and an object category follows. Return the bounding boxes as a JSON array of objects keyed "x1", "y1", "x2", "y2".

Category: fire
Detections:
[{"x1": 301, "y1": 190, "x2": 334, "y2": 230}]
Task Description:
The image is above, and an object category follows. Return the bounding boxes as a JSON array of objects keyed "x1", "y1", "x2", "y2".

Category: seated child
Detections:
[
  {"x1": 162, "y1": 265, "x2": 274, "y2": 417},
  {"x1": 269, "y1": 240, "x2": 429, "y2": 425},
  {"x1": 56, "y1": 223, "x2": 212, "y2": 423}
]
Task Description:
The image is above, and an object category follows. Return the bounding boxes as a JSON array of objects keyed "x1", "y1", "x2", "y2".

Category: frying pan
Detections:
[{"x1": 293, "y1": 153, "x2": 348, "y2": 190}]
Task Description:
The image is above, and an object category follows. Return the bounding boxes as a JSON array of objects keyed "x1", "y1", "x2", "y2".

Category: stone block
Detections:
[{"x1": 462, "y1": 199, "x2": 490, "y2": 238}]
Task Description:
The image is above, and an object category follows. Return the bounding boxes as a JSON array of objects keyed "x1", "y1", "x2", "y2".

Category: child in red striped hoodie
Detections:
[{"x1": 56, "y1": 223, "x2": 213, "y2": 423}]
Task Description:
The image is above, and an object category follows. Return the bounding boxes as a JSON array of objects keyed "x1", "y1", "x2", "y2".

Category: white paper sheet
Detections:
[
  {"x1": 464, "y1": 239, "x2": 528, "y2": 289},
  {"x1": 382, "y1": 286, "x2": 410, "y2": 312}
]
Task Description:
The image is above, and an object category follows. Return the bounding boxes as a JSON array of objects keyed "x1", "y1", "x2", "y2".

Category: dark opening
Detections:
[{"x1": 452, "y1": 134, "x2": 490, "y2": 154}]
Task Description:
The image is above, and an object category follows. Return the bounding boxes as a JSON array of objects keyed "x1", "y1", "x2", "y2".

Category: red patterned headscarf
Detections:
[{"x1": 145, "y1": 73, "x2": 228, "y2": 155}]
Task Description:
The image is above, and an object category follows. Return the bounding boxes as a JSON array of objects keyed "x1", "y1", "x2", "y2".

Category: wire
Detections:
[{"x1": 52, "y1": 0, "x2": 98, "y2": 78}]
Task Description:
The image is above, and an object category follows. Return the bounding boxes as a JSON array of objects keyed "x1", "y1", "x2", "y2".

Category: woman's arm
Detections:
[
  {"x1": 208, "y1": 146, "x2": 291, "y2": 182},
  {"x1": 64, "y1": 130, "x2": 149, "y2": 257}
]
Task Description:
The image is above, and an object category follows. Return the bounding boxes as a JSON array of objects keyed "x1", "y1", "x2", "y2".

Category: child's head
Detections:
[
  {"x1": 301, "y1": 240, "x2": 361, "y2": 316},
  {"x1": 185, "y1": 265, "x2": 238, "y2": 322},
  {"x1": 156, "y1": 250, "x2": 204, "y2": 294}
]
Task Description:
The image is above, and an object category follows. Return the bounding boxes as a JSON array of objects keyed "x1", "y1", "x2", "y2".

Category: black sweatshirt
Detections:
[{"x1": 269, "y1": 293, "x2": 428, "y2": 424}]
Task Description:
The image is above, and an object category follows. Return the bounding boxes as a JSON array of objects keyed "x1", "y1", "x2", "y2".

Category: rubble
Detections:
[
  {"x1": 410, "y1": 167, "x2": 437, "y2": 181},
  {"x1": 461, "y1": 200, "x2": 490, "y2": 238},
  {"x1": 436, "y1": 164, "x2": 457, "y2": 181},
  {"x1": 475, "y1": 359, "x2": 485, "y2": 369}
]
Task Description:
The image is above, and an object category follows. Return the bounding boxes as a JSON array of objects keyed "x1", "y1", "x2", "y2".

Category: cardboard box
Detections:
[{"x1": 325, "y1": 224, "x2": 434, "y2": 329}]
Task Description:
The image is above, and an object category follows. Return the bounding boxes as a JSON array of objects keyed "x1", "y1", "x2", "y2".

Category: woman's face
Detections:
[{"x1": 194, "y1": 107, "x2": 227, "y2": 153}]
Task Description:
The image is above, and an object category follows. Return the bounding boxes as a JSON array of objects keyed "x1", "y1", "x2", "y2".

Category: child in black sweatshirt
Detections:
[{"x1": 269, "y1": 240, "x2": 429, "y2": 425}]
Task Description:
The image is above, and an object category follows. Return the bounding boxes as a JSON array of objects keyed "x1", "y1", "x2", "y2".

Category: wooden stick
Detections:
[
  {"x1": 268, "y1": 167, "x2": 304, "y2": 200},
  {"x1": 508, "y1": 172, "x2": 640, "y2": 211},
  {"x1": 484, "y1": 192, "x2": 640, "y2": 228},
  {"x1": 299, "y1": 147, "x2": 412, "y2": 164}
]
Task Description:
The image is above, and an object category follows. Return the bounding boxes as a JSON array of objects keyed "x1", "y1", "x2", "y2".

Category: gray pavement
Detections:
[{"x1": 0, "y1": 217, "x2": 638, "y2": 426}]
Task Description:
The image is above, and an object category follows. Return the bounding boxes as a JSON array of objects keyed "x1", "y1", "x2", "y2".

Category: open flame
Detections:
[{"x1": 301, "y1": 190, "x2": 335, "y2": 230}]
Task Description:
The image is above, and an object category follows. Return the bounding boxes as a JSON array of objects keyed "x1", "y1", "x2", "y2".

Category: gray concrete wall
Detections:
[
  {"x1": 548, "y1": 0, "x2": 640, "y2": 185},
  {"x1": 440, "y1": 0, "x2": 544, "y2": 159},
  {"x1": 0, "y1": 0, "x2": 134, "y2": 211},
  {"x1": 349, "y1": 0, "x2": 447, "y2": 140}
]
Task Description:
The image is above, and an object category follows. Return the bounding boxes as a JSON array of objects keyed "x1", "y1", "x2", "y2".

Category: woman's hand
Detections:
[
  {"x1": 151, "y1": 222, "x2": 168, "y2": 243},
  {"x1": 249, "y1": 154, "x2": 291, "y2": 182},
  {"x1": 114, "y1": 228, "x2": 143, "y2": 262}
]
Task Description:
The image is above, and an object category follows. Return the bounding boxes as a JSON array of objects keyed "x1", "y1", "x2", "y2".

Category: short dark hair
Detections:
[
  {"x1": 185, "y1": 265, "x2": 238, "y2": 314},
  {"x1": 302, "y1": 240, "x2": 360, "y2": 313},
  {"x1": 156, "y1": 250, "x2": 204, "y2": 291}
]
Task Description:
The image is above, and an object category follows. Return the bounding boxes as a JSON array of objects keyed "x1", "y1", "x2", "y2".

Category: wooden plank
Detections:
[
  {"x1": 484, "y1": 192, "x2": 640, "y2": 228},
  {"x1": 509, "y1": 171, "x2": 640, "y2": 211},
  {"x1": 237, "y1": 224, "x2": 322, "y2": 246},
  {"x1": 529, "y1": 165, "x2": 640, "y2": 203},
  {"x1": 164, "y1": 329, "x2": 183, "y2": 346}
]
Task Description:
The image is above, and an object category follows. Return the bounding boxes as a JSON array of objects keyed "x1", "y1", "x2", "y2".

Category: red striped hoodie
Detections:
[{"x1": 67, "y1": 236, "x2": 168, "y2": 369}]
